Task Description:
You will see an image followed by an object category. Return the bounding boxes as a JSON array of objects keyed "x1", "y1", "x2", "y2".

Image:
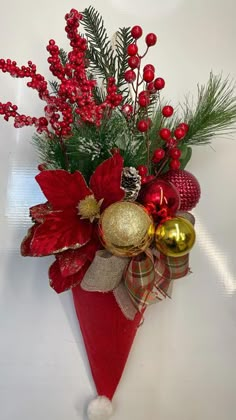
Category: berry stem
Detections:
[
  {"x1": 155, "y1": 156, "x2": 169, "y2": 177},
  {"x1": 132, "y1": 64, "x2": 142, "y2": 128}
]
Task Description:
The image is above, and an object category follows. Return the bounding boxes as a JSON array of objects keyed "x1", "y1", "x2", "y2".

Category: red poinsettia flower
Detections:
[{"x1": 21, "y1": 153, "x2": 125, "y2": 292}]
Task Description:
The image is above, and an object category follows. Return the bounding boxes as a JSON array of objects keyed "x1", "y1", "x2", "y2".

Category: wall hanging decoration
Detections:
[{"x1": 1, "y1": 6, "x2": 236, "y2": 419}]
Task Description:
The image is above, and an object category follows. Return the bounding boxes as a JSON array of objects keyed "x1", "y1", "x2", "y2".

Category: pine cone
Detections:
[{"x1": 121, "y1": 167, "x2": 141, "y2": 201}]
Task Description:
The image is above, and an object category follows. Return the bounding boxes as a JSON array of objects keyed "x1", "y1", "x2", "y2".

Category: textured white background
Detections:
[{"x1": 0, "y1": 1, "x2": 236, "y2": 419}]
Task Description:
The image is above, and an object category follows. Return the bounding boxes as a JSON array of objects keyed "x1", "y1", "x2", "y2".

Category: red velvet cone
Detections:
[{"x1": 72, "y1": 285, "x2": 143, "y2": 400}]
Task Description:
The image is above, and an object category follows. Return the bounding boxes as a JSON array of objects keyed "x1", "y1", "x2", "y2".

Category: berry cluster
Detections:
[
  {"x1": 152, "y1": 122, "x2": 189, "y2": 170},
  {"x1": 122, "y1": 25, "x2": 166, "y2": 133},
  {"x1": 122, "y1": 24, "x2": 189, "y2": 175},
  {"x1": 0, "y1": 9, "x2": 123, "y2": 137}
]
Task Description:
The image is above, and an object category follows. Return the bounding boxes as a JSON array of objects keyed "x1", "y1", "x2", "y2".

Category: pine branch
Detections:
[
  {"x1": 59, "y1": 48, "x2": 68, "y2": 66},
  {"x1": 182, "y1": 73, "x2": 236, "y2": 145},
  {"x1": 81, "y1": 6, "x2": 116, "y2": 79},
  {"x1": 114, "y1": 27, "x2": 133, "y2": 99},
  {"x1": 49, "y1": 80, "x2": 59, "y2": 94}
]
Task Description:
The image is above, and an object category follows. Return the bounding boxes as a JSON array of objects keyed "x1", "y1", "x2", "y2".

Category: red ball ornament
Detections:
[
  {"x1": 138, "y1": 179, "x2": 180, "y2": 221},
  {"x1": 159, "y1": 128, "x2": 171, "y2": 140},
  {"x1": 127, "y1": 43, "x2": 138, "y2": 56},
  {"x1": 143, "y1": 69, "x2": 155, "y2": 83},
  {"x1": 162, "y1": 105, "x2": 174, "y2": 118},
  {"x1": 145, "y1": 33, "x2": 157, "y2": 47},
  {"x1": 154, "y1": 77, "x2": 165, "y2": 90},
  {"x1": 131, "y1": 25, "x2": 143, "y2": 39},
  {"x1": 161, "y1": 169, "x2": 201, "y2": 211},
  {"x1": 124, "y1": 69, "x2": 136, "y2": 83}
]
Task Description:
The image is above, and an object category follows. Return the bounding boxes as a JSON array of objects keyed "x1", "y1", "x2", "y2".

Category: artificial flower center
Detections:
[{"x1": 77, "y1": 195, "x2": 103, "y2": 222}]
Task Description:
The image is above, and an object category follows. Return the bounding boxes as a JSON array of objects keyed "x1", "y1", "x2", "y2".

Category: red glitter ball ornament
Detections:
[
  {"x1": 138, "y1": 179, "x2": 180, "y2": 221},
  {"x1": 161, "y1": 169, "x2": 201, "y2": 211}
]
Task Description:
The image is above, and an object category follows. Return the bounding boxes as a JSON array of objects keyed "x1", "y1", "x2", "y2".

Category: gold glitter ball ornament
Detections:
[
  {"x1": 155, "y1": 216, "x2": 195, "y2": 257},
  {"x1": 99, "y1": 201, "x2": 155, "y2": 257}
]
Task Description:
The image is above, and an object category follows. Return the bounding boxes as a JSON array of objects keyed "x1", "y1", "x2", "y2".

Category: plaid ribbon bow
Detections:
[{"x1": 121, "y1": 248, "x2": 190, "y2": 314}]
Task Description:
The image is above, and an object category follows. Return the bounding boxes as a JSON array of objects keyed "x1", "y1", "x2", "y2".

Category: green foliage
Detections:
[
  {"x1": 113, "y1": 27, "x2": 133, "y2": 100},
  {"x1": 59, "y1": 48, "x2": 68, "y2": 67},
  {"x1": 33, "y1": 7, "x2": 236, "y2": 178},
  {"x1": 182, "y1": 73, "x2": 236, "y2": 145},
  {"x1": 82, "y1": 6, "x2": 116, "y2": 79}
]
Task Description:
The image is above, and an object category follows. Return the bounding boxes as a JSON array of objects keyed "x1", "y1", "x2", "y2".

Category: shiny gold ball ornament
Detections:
[
  {"x1": 99, "y1": 201, "x2": 155, "y2": 257},
  {"x1": 155, "y1": 217, "x2": 196, "y2": 257}
]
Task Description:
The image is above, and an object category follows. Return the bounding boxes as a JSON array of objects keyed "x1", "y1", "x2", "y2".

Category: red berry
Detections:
[
  {"x1": 145, "y1": 33, "x2": 157, "y2": 47},
  {"x1": 137, "y1": 165, "x2": 148, "y2": 176},
  {"x1": 143, "y1": 64, "x2": 155, "y2": 73},
  {"x1": 131, "y1": 25, "x2": 143, "y2": 39},
  {"x1": 174, "y1": 127, "x2": 186, "y2": 140},
  {"x1": 159, "y1": 128, "x2": 171, "y2": 140},
  {"x1": 178, "y1": 122, "x2": 189, "y2": 133},
  {"x1": 121, "y1": 104, "x2": 133, "y2": 117},
  {"x1": 166, "y1": 138, "x2": 177, "y2": 148},
  {"x1": 154, "y1": 77, "x2": 165, "y2": 90},
  {"x1": 162, "y1": 105, "x2": 174, "y2": 118},
  {"x1": 128, "y1": 55, "x2": 140, "y2": 69},
  {"x1": 170, "y1": 159, "x2": 181, "y2": 170},
  {"x1": 143, "y1": 69, "x2": 155, "y2": 82},
  {"x1": 124, "y1": 69, "x2": 136, "y2": 83},
  {"x1": 111, "y1": 147, "x2": 120, "y2": 155},
  {"x1": 137, "y1": 119, "x2": 149, "y2": 132},
  {"x1": 138, "y1": 91, "x2": 150, "y2": 107},
  {"x1": 139, "y1": 95, "x2": 150, "y2": 107},
  {"x1": 147, "y1": 82, "x2": 156, "y2": 93},
  {"x1": 142, "y1": 175, "x2": 156, "y2": 184},
  {"x1": 169, "y1": 148, "x2": 181, "y2": 159},
  {"x1": 38, "y1": 163, "x2": 47, "y2": 171},
  {"x1": 127, "y1": 43, "x2": 138, "y2": 56},
  {"x1": 152, "y1": 148, "x2": 165, "y2": 163}
]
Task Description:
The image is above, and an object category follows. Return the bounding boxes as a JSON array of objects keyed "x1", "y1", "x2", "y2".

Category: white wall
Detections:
[{"x1": 0, "y1": 1, "x2": 236, "y2": 419}]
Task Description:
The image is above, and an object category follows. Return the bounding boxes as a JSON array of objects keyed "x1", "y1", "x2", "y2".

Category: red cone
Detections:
[{"x1": 72, "y1": 285, "x2": 143, "y2": 399}]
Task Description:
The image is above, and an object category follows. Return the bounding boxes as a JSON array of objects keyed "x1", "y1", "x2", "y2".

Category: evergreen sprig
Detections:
[
  {"x1": 114, "y1": 27, "x2": 133, "y2": 99},
  {"x1": 81, "y1": 6, "x2": 116, "y2": 79},
  {"x1": 33, "y1": 7, "x2": 236, "y2": 178},
  {"x1": 182, "y1": 73, "x2": 236, "y2": 145}
]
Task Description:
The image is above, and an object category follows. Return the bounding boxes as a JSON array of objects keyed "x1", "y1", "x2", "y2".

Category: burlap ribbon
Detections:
[{"x1": 81, "y1": 248, "x2": 190, "y2": 320}]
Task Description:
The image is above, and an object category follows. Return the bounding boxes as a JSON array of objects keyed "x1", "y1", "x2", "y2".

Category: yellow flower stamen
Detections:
[{"x1": 77, "y1": 195, "x2": 103, "y2": 222}]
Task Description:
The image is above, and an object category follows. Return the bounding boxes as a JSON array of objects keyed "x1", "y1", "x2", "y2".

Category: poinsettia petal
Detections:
[
  {"x1": 49, "y1": 259, "x2": 90, "y2": 293},
  {"x1": 21, "y1": 224, "x2": 39, "y2": 256},
  {"x1": 30, "y1": 202, "x2": 52, "y2": 223},
  {"x1": 30, "y1": 209, "x2": 92, "y2": 256},
  {"x1": 36, "y1": 170, "x2": 92, "y2": 210},
  {"x1": 90, "y1": 154, "x2": 125, "y2": 210},
  {"x1": 56, "y1": 235, "x2": 102, "y2": 277}
]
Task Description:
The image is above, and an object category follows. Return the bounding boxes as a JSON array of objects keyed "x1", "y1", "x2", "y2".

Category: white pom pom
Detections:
[{"x1": 87, "y1": 396, "x2": 113, "y2": 420}]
